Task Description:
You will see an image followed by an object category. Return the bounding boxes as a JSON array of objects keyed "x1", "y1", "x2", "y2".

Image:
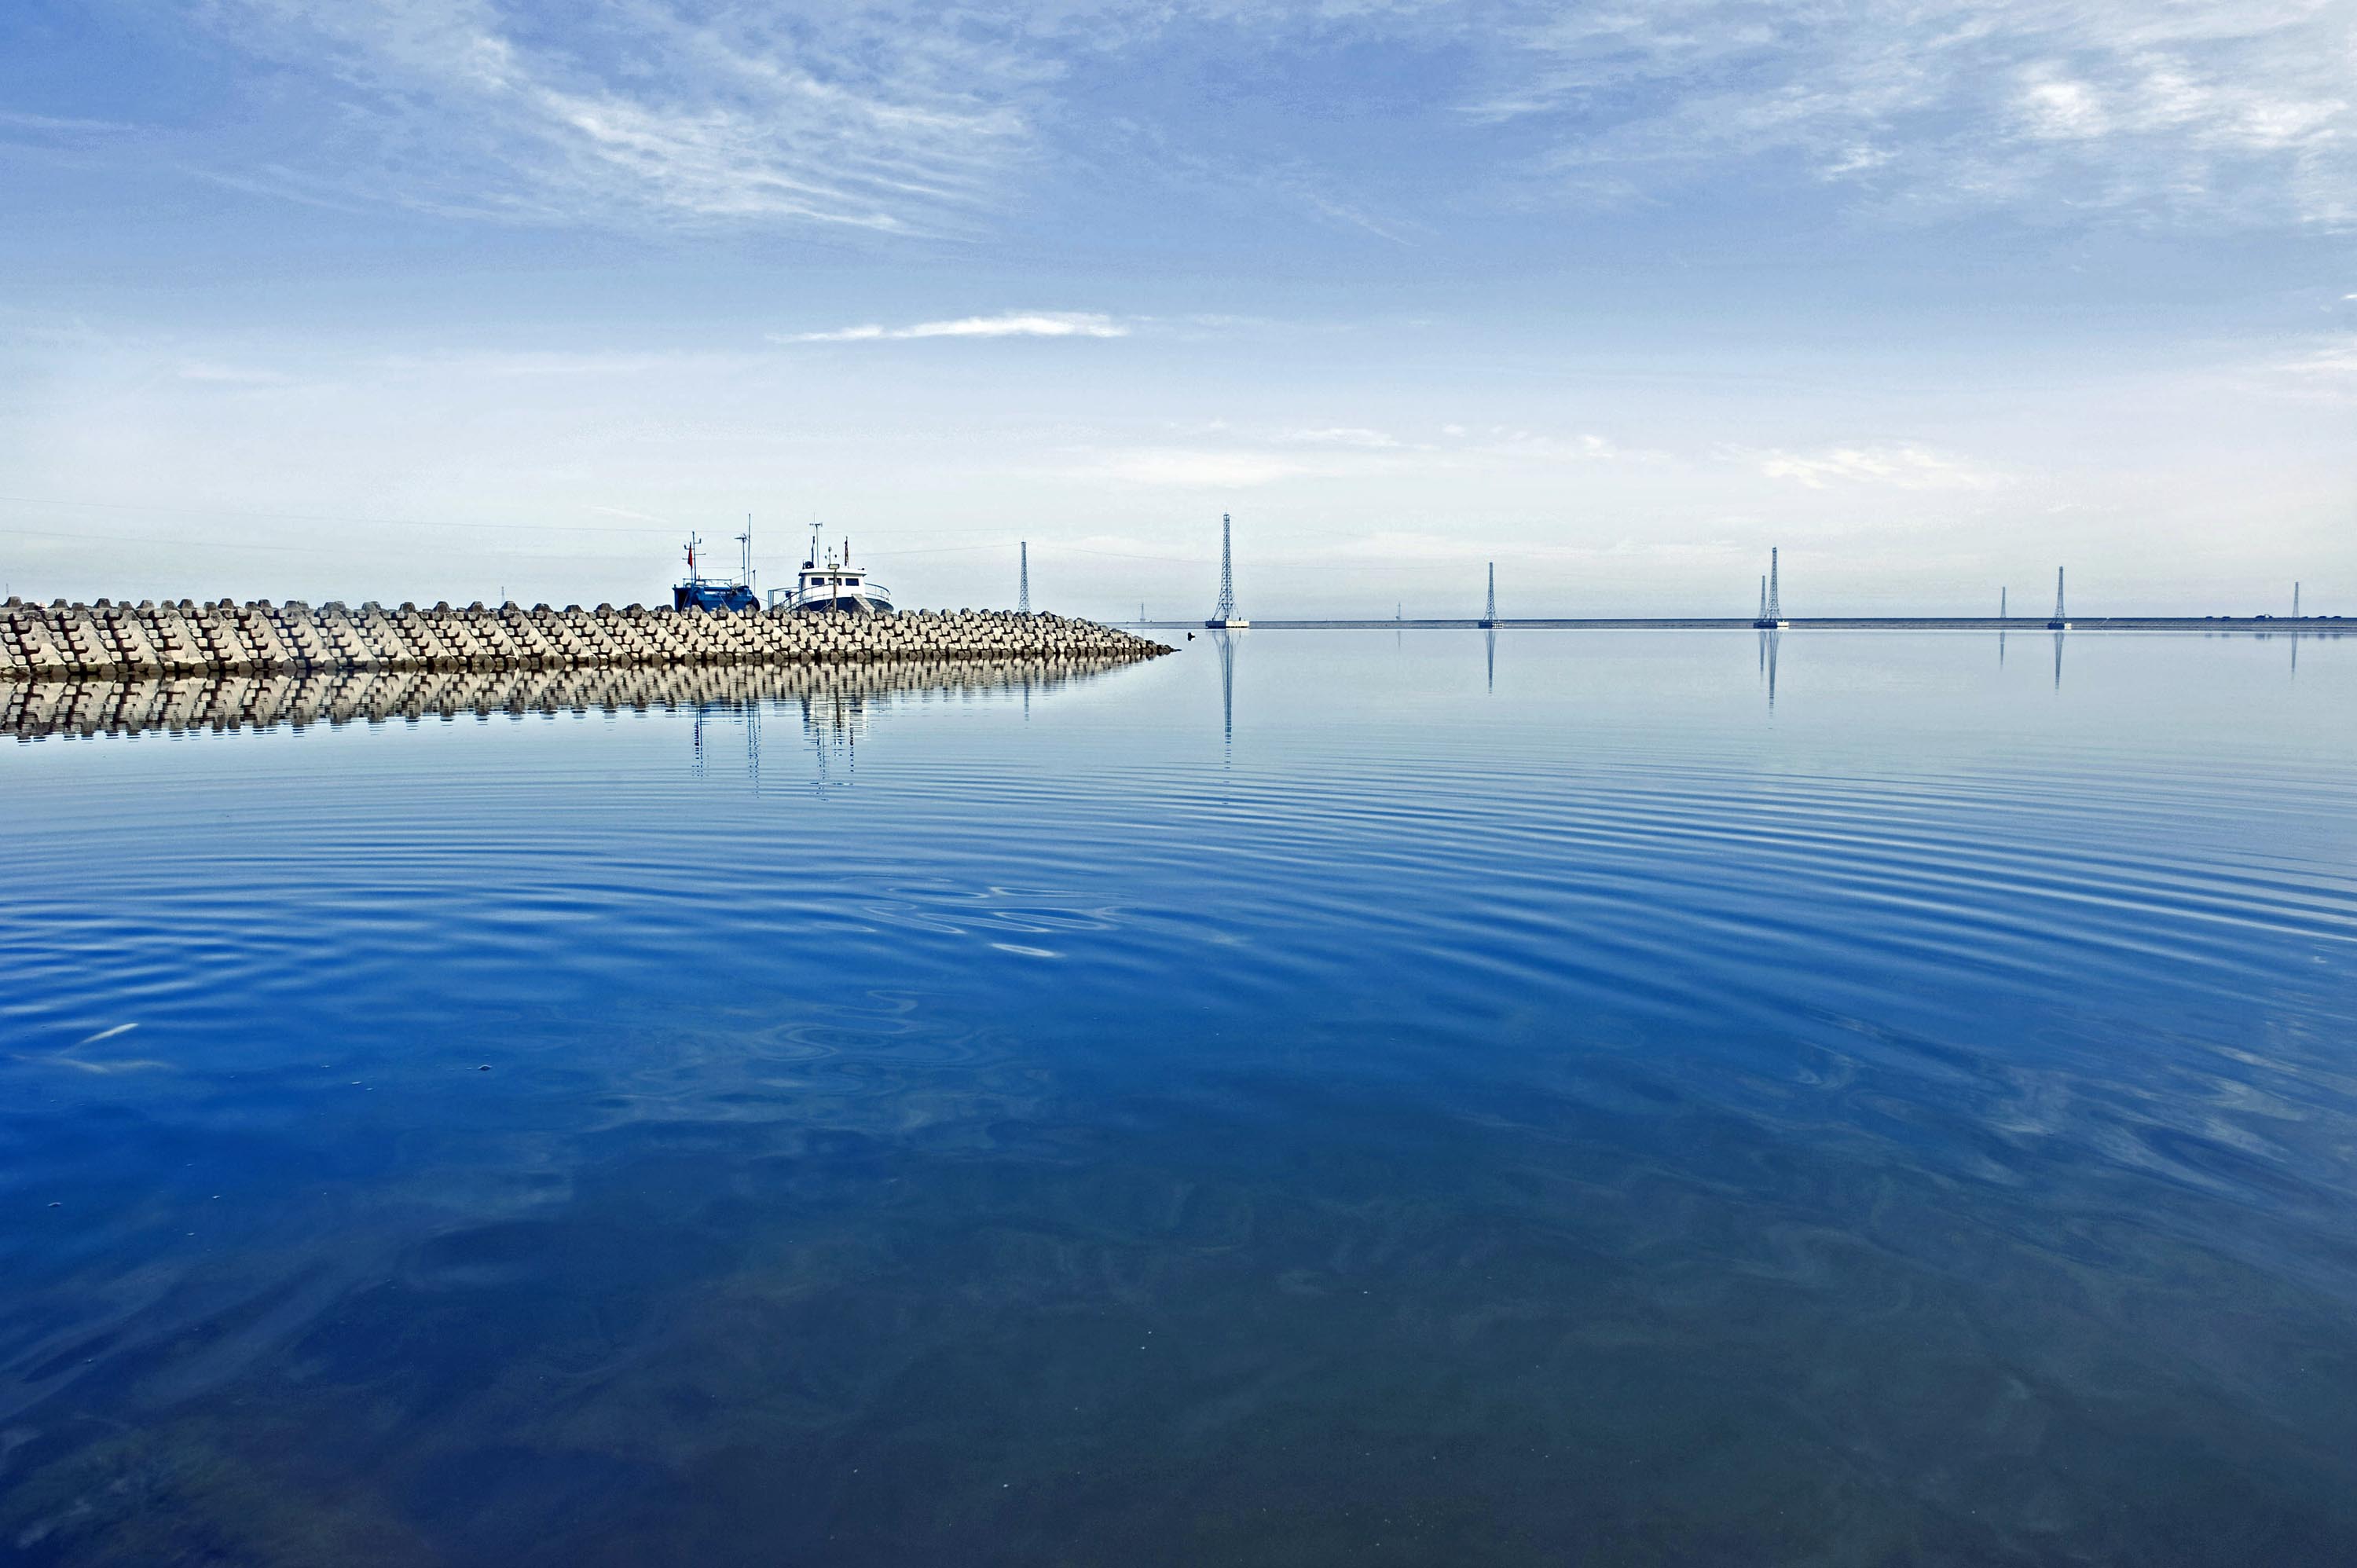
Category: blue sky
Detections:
[{"x1": 2, "y1": 0, "x2": 2352, "y2": 616}]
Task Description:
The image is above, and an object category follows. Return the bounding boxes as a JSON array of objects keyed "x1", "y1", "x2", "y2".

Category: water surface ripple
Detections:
[{"x1": 3, "y1": 632, "x2": 2355, "y2": 1565}]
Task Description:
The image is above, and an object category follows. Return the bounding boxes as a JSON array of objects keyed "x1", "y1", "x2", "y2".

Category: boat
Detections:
[
  {"x1": 770, "y1": 526, "x2": 893, "y2": 615},
  {"x1": 673, "y1": 531, "x2": 758, "y2": 613}
]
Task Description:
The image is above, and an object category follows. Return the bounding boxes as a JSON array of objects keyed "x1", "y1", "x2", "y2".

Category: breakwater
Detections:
[
  {"x1": 3, "y1": 657, "x2": 1141, "y2": 742},
  {"x1": 0, "y1": 597, "x2": 1170, "y2": 683}
]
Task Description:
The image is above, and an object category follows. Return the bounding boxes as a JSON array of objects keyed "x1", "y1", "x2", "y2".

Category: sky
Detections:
[{"x1": 2, "y1": 0, "x2": 2352, "y2": 617}]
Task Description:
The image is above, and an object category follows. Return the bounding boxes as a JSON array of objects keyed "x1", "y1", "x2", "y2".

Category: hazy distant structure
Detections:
[
  {"x1": 1754, "y1": 548, "x2": 1783, "y2": 627},
  {"x1": 1758, "y1": 577, "x2": 1767, "y2": 622},
  {"x1": 1479, "y1": 562, "x2": 1497, "y2": 628},
  {"x1": 1207, "y1": 512, "x2": 1248, "y2": 628},
  {"x1": 2049, "y1": 567, "x2": 2068, "y2": 629},
  {"x1": 2001, "y1": 587, "x2": 2008, "y2": 620},
  {"x1": 1018, "y1": 541, "x2": 1030, "y2": 614},
  {"x1": 2294, "y1": 581, "x2": 2300, "y2": 617}
]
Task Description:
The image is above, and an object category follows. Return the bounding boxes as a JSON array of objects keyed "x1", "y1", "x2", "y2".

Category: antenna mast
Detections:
[{"x1": 1211, "y1": 513, "x2": 1237, "y2": 623}]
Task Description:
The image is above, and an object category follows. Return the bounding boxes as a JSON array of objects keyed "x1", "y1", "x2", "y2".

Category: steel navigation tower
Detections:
[
  {"x1": 1754, "y1": 548, "x2": 1783, "y2": 627},
  {"x1": 1208, "y1": 513, "x2": 1247, "y2": 627},
  {"x1": 1018, "y1": 541, "x2": 1030, "y2": 614}
]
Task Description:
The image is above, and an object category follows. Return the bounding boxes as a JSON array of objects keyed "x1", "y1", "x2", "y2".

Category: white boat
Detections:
[{"x1": 769, "y1": 528, "x2": 894, "y2": 615}]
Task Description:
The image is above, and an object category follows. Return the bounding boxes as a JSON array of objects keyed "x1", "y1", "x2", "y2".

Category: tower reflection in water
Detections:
[{"x1": 1212, "y1": 629, "x2": 1236, "y2": 760}]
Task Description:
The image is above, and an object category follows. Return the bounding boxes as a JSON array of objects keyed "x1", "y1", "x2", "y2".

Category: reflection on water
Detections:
[
  {"x1": 5, "y1": 632, "x2": 2357, "y2": 1566},
  {"x1": 1213, "y1": 628, "x2": 1235, "y2": 753},
  {"x1": 0, "y1": 658, "x2": 1141, "y2": 744}
]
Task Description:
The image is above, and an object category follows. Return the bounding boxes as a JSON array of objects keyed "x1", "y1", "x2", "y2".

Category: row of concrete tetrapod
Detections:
[
  {"x1": 3, "y1": 656, "x2": 1142, "y2": 741},
  {"x1": 0, "y1": 597, "x2": 1173, "y2": 681}
]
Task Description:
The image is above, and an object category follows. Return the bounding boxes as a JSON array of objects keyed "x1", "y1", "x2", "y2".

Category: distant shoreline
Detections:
[{"x1": 1126, "y1": 617, "x2": 2348, "y2": 632}]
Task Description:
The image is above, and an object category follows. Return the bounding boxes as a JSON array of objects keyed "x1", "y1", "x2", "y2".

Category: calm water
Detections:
[{"x1": 5, "y1": 631, "x2": 2355, "y2": 1566}]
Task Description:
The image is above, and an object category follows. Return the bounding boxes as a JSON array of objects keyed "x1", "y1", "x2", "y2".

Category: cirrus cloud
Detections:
[
  {"x1": 1756, "y1": 445, "x2": 2003, "y2": 491},
  {"x1": 775, "y1": 311, "x2": 1130, "y2": 344}
]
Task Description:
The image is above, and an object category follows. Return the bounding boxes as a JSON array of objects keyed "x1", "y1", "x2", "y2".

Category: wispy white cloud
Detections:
[
  {"x1": 202, "y1": 0, "x2": 1037, "y2": 231},
  {"x1": 137, "y1": 0, "x2": 2357, "y2": 240},
  {"x1": 1475, "y1": 0, "x2": 2357, "y2": 229},
  {"x1": 1060, "y1": 419, "x2": 1678, "y2": 488},
  {"x1": 1477, "y1": 429, "x2": 1632, "y2": 463},
  {"x1": 1281, "y1": 426, "x2": 1400, "y2": 448},
  {"x1": 775, "y1": 311, "x2": 1129, "y2": 344},
  {"x1": 1072, "y1": 449, "x2": 1325, "y2": 487},
  {"x1": 175, "y1": 359, "x2": 293, "y2": 385},
  {"x1": 1755, "y1": 445, "x2": 2003, "y2": 491},
  {"x1": 2249, "y1": 336, "x2": 2357, "y2": 402},
  {"x1": 0, "y1": 110, "x2": 138, "y2": 134}
]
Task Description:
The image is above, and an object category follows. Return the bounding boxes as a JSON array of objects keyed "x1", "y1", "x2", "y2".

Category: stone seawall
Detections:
[{"x1": 0, "y1": 597, "x2": 1171, "y2": 682}]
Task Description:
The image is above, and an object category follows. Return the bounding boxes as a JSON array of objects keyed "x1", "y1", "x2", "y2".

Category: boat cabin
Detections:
[{"x1": 771, "y1": 536, "x2": 894, "y2": 615}]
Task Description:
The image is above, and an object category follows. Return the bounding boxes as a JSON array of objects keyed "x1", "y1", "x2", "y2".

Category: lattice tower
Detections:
[{"x1": 1212, "y1": 514, "x2": 1237, "y2": 621}]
